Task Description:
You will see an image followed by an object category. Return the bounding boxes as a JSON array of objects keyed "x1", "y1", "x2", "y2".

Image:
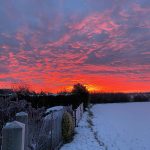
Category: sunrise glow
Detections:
[{"x1": 0, "y1": 0, "x2": 150, "y2": 93}]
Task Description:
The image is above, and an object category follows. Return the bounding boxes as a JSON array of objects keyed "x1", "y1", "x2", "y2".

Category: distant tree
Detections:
[
  {"x1": 12, "y1": 82, "x2": 31, "y2": 97},
  {"x1": 72, "y1": 83, "x2": 90, "y2": 109},
  {"x1": 40, "y1": 91, "x2": 47, "y2": 96},
  {"x1": 90, "y1": 92, "x2": 130, "y2": 103},
  {"x1": 57, "y1": 90, "x2": 70, "y2": 95},
  {"x1": 133, "y1": 94, "x2": 149, "y2": 102}
]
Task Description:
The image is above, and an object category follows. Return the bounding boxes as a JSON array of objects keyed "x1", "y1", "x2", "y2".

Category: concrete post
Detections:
[
  {"x1": 16, "y1": 112, "x2": 28, "y2": 150},
  {"x1": 2, "y1": 121, "x2": 25, "y2": 150}
]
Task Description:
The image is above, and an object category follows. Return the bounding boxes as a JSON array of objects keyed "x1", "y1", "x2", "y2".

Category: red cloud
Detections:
[{"x1": 0, "y1": 1, "x2": 150, "y2": 93}]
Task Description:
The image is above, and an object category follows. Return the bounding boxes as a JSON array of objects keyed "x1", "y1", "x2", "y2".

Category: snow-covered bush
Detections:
[{"x1": 62, "y1": 112, "x2": 74, "y2": 143}]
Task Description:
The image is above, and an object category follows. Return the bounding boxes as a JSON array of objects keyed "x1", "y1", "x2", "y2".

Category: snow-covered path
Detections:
[
  {"x1": 61, "y1": 102, "x2": 150, "y2": 150},
  {"x1": 60, "y1": 112, "x2": 103, "y2": 150}
]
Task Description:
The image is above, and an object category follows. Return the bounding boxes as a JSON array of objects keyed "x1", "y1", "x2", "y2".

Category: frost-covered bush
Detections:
[
  {"x1": 62, "y1": 112, "x2": 74, "y2": 143},
  {"x1": 0, "y1": 95, "x2": 47, "y2": 149}
]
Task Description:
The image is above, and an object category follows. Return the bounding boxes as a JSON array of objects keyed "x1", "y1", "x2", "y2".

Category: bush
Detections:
[
  {"x1": 90, "y1": 92, "x2": 130, "y2": 103},
  {"x1": 62, "y1": 112, "x2": 74, "y2": 143},
  {"x1": 133, "y1": 95, "x2": 149, "y2": 102}
]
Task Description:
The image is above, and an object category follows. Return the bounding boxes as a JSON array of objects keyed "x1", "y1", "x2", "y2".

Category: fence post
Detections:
[
  {"x1": 2, "y1": 121, "x2": 25, "y2": 150},
  {"x1": 16, "y1": 112, "x2": 28, "y2": 150}
]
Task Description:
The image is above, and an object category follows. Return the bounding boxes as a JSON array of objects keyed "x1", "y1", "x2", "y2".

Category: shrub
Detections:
[{"x1": 62, "y1": 112, "x2": 74, "y2": 143}]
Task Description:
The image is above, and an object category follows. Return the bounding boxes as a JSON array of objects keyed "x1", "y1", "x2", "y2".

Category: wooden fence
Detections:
[
  {"x1": 74, "y1": 103, "x2": 84, "y2": 126},
  {"x1": 36, "y1": 107, "x2": 64, "y2": 150},
  {"x1": 0, "y1": 103, "x2": 84, "y2": 150}
]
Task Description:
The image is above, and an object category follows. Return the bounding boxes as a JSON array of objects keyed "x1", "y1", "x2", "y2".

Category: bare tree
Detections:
[{"x1": 11, "y1": 82, "x2": 31, "y2": 95}]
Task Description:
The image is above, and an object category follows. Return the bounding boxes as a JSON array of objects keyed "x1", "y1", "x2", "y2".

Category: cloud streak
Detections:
[{"x1": 0, "y1": 0, "x2": 150, "y2": 92}]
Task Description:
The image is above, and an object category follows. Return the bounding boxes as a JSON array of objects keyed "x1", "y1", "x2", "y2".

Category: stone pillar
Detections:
[
  {"x1": 16, "y1": 112, "x2": 28, "y2": 150},
  {"x1": 2, "y1": 121, "x2": 25, "y2": 150}
]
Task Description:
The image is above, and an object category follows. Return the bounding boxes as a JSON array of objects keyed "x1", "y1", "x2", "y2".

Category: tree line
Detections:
[{"x1": 10, "y1": 83, "x2": 150, "y2": 110}]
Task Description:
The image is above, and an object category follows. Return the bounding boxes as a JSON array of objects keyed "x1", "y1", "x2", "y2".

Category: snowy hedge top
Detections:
[
  {"x1": 4, "y1": 121, "x2": 25, "y2": 129},
  {"x1": 46, "y1": 106, "x2": 64, "y2": 113},
  {"x1": 16, "y1": 111, "x2": 28, "y2": 116}
]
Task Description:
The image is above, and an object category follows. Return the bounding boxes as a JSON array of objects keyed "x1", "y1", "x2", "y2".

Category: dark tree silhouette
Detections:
[
  {"x1": 72, "y1": 83, "x2": 90, "y2": 109},
  {"x1": 11, "y1": 82, "x2": 31, "y2": 99}
]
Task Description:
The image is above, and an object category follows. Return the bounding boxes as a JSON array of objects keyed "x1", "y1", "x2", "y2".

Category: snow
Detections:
[
  {"x1": 46, "y1": 106, "x2": 63, "y2": 113},
  {"x1": 61, "y1": 102, "x2": 150, "y2": 150},
  {"x1": 60, "y1": 112, "x2": 103, "y2": 150},
  {"x1": 16, "y1": 112, "x2": 28, "y2": 116},
  {"x1": 92, "y1": 102, "x2": 150, "y2": 150},
  {"x1": 5, "y1": 121, "x2": 25, "y2": 129}
]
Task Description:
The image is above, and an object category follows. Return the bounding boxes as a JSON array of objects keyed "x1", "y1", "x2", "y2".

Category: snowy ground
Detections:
[
  {"x1": 60, "y1": 112, "x2": 104, "y2": 150},
  {"x1": 61, "y1": 102, "x2": 150, "y2": 150}
]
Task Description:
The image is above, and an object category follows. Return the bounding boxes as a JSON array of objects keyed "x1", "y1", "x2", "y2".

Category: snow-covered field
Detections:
[{"x1": 61, "y1": 102, "x2": 150, "y2": 150}]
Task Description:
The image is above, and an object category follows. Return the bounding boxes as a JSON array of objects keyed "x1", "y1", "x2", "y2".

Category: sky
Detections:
[{"x1": 0, "y1": 0, "x2": 150, "y2": 93}]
